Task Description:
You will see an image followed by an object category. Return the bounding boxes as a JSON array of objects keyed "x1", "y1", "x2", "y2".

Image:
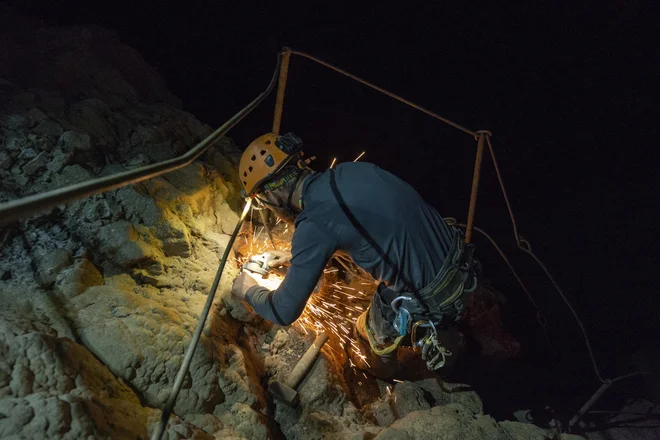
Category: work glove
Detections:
[
  {"x1": 266, "y1": 250, "x2": 292, "y2": 268},
  {"x1": 231, "y1": 271, "x2": 259, "y2": 301}
]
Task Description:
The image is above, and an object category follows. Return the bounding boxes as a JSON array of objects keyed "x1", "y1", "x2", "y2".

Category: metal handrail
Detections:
[{"x1": 0, "y1": 54, "x2": 282, "y2": 227}]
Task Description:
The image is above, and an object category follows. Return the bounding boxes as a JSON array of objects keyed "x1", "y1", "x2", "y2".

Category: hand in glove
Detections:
[
  {"x1": 231, "y1": 271, "x2": 259, "y2": 301},
  {"x1": 267, "y1": 250, "x2": 293, "y2": 268}
]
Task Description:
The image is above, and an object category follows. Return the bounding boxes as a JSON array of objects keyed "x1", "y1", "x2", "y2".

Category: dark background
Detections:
[{"x1": 6, "y1": 1, "x2": 658, "y2": 414}]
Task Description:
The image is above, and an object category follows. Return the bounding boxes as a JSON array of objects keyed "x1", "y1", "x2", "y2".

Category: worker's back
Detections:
[{"x1": 298, "y1": 161, "x2": 455, "y2": 293}]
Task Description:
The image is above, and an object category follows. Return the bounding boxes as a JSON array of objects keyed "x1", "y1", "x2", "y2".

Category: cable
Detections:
[
  {"x1": 0, "y1": 51, "x2": 283, "y2": 226},
  {"x1": 483, "y1": 134, "x2": 606, "y2": 383},
  {"x1": 290, "y1": 50, "x2": 476, "y2": 138},
  {"x1": 484, "y1": 135, "x2": 520, "y2": 243},
  {"x1": 611, "y1": 371, "x2": 653, "y2": 384},
  {"x1": 445, "y1": 218, "x2": 547, "y2": 332}
]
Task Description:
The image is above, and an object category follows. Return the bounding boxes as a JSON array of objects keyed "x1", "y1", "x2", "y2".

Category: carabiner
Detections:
[{"x1": 390, "y1": 296, "x2": 409, "y2": 314}]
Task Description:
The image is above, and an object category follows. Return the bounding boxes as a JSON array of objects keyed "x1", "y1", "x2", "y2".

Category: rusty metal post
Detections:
[
  {"x1": 465, "y1": 131, "x2": 489, "y2": 243},
  {"x1": 272, "y1": 47, "x2": 292, "y2": 134},
  {"x1": 569, "y1": 380, "x2": 612, "y2": 429}
]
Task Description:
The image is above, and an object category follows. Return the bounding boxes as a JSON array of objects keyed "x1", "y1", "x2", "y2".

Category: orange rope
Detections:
[
  {"x1": 290, "y1": 50, "x2": 476, "y2": 138},
  {"x1": 484, "y1": 135, "x2": 606, "y2": 383}
]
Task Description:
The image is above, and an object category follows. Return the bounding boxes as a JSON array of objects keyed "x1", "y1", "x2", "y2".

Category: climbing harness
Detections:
[
  {"x1": 388, "y1": 229, "x2": 477, "y2": 321},
  {"x1": 391, "y1": 296, "x2": 454, "y2": 370},
  {"x1": 357, "y1": 227, "x2": 478, "y2": 370}
]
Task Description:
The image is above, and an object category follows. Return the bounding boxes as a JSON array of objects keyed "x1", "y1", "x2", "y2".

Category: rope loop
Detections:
[{"x1": 518, "y1": 237, "x2": 532, "y2": 253}]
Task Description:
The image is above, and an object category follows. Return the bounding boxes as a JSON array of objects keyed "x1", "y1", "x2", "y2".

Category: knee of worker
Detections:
[
  {"x1": 355, "y1": 308, "x2": 387, "y2": 342},
  {"x1": 355, "y1": 309, "x2": 370, "y2": 342},
  {"x1": 355, "y1": 308, "x2": 398, "y2": 359}
]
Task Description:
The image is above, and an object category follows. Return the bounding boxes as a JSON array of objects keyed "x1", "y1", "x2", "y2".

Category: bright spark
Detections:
[
  {"x1": 330, "y1": 158, "x2": 337, "y2": 169},
  {"x1": 245, "y1": 271, "x2": 284, "y2": 290},
  {"x1": 353, "y1": 151, "x2": 366, "y2": 162},
  {"x1": 240, "y1": 207, "x2": 378, "y2": 377}
]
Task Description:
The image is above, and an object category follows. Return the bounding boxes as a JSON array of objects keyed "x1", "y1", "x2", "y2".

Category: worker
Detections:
[{"x1": 231, "y1": 132, "x2": 479, "y2": 378}]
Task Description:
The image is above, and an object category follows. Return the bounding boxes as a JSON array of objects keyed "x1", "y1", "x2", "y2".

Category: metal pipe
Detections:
[
  {"x1": 0, "y1": 54, "x2": 282, "y2": 227},
  {"x1": 568, "y1": 371, "x2": 653, "y2": 430},
  {"x1": 272, "y1": 47, "x2": 292, "y2": 134},
  {"x1": 151, "y1": 199, "x2": 252, "y2": 440},
  {"x1": 569, "y1": 380, "x2": 612, "y2": 429},
  {"x1": 465, "y1": 131, "x2": 487, "y2": 243}
]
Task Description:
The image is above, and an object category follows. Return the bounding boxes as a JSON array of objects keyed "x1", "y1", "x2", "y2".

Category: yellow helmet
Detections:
[{"x1": 239, "y1": 132, "x2": 303, "y2": 196}]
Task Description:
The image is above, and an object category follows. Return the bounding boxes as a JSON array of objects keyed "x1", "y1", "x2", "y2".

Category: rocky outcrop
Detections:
[
  {"x1": 0, "y1": 8, "x2": 263, "y2": 439},
  {"x1": 259, "y1": 326, "x2": 580, "y2": 440},
  {"x1": 373, "y1": 404, "x2": 556, "y2": 440},
  {"x1": 0, "y1": 287, "x2": 212, "y2": 439}
]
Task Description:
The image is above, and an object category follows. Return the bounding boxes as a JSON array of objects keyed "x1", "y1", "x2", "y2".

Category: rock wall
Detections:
[{"x1": 0, "y1": 9, "x2": 266, "y2": 439}]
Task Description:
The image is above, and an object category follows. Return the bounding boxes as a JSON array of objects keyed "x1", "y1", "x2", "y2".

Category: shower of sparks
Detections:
[
  {"x1": 353, "y1": 151, "x2": 366, "y2": 162},
  {"x1": 236, "y1": 214, "x2": 376, "y2": 372},
  {"x1": 330, "y1": 158, "x2": 337, "y2": 169},
  {"x1": 245, "y1": 271, "x2": 284, "y2": 291}
]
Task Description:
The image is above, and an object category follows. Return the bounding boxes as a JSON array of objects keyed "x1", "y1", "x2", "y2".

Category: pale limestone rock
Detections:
[
  {"x1": 59, "y1": 130, "x2": 92, "y2": 151},
  {"x1": 54, "y1": 258, "x2": 103, "y2": 298},
  {"x1": 22, "y1": 151, "x2": 48, "y2": 175},
  {"x1": 33, "y1": 119, "x2": 63, "y2": 138},
  {"x1": 36, "y1": 248, "x2": 71, "y2": 287},
  {"x1": 392, "y1": 381, "x2": 432, "y2": 419},
  {"x1": 65, "y1": 286, "x2": 256, "y2": 416},
  {"x1": 216, "y1": 201, "x2": 239, "y2": 235},
  {"x1": 97, "y1": 220, "x2": 160, "y2": 267},
  {"x1": 46, "y1": 147, "x2": 74, "y2": 173},
  {"x1": 152, "y1": 216, "x2": 192, "y2": 258},
  {"x1": 54, "y1": 164, "x2": 92, "y2": 187}
]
